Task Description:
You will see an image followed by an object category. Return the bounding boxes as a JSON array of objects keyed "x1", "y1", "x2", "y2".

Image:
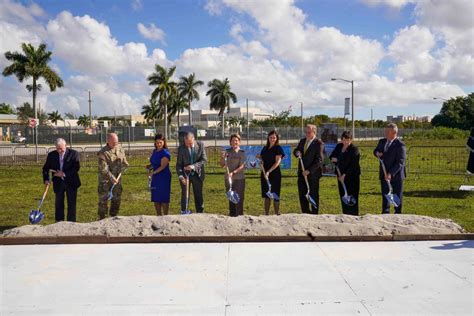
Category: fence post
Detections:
[{"x1": 128, "y1": 125, "x2": 131, "y2": 156}]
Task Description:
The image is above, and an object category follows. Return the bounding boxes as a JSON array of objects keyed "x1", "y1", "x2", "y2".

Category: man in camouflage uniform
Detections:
[{"x1": 97, "y1": 132, "x2": 129, "y2": 219}]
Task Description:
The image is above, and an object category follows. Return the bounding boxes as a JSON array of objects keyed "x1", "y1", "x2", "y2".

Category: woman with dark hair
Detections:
[
  {"x1": 329, "y1": 130, "x2": 361, "y2": 215},
  {"x1": 257, "y1": 130, "x2": 285, "y2": 215},
  {"x1": 146, "y1": 134, "x2": 172, "y2": 215},
  {"x1": 220, "y1": 134, "x2": 246, "y2": 216},
  {"x1": 467, "y1": 128, "x2": 474, "y2": 174}
]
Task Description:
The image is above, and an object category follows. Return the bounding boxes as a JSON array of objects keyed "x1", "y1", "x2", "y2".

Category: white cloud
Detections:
[
  {"x1": 46, "y1": 11, "x2": 168, "y2": 77},
  {"x1": 204, "y1": 0, "x2": 224, "y2": 16},
  {"x1": 137, "y1": 22, "x2": 165, "y2": 43},
  {"x1": 0, "y1": 0, "x2": 47, "y2": 67},
  {"x1": 1, "y1": 0, "x2": 470, "y2": 120},
  {"x1": 131, "y1": 0, "x2": 142, "y2": 11},
  {"x1": 361, "y1": 0, "x2": 415, "y2": 10},
  {"x1": 375, "y1": 0, "x2": 474, "y2": 85},
  {"x1": 215, "y1": 0, "x2": 385, "y2": 81}
]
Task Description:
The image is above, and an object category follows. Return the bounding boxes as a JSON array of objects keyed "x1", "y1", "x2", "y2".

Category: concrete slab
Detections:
[{"x1": 1, "y1": 241, "x2": 472, "y2": 315}]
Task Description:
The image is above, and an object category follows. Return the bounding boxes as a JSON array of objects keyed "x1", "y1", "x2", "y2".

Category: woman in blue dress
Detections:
[{"x1": 146, "y1": 134, "x2": 172, "y2": 215}]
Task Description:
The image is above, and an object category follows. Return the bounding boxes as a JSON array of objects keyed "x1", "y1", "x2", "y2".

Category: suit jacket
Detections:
[
  {"x1": 42, "y1": 148, "x2": 81, "y2": 193},
  {"x1": 176, "y1": 140, "x2": 208, "y2": 181},
  {"x1": 293, "y1": 137, "x2": 324, "y2": 178},
  {"x1": 373, "y1": 138, "x2": 407, "y2": 181},
  {"x1": 329, "y1": 143, "x2": 361, "y2": 178}
]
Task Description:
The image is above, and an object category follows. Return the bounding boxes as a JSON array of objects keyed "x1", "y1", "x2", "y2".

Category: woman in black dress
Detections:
[
  {"x1": 257, "y1": 130, "x2": 285, "y2": 215},
  {"x1": 329, "y1": 131, "x2": 361, "y2": 215},
  {"x1": 467, "y1": 128, "x2": 474, "y2": 174}
]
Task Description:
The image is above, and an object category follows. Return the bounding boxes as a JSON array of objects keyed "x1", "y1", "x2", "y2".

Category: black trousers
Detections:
[
  {"x1": 297, "y1": 174, "x2": 320, "y2": 214},
  {"x1": 468, "y1": 151, "x2": 474, "y2": 173},
  {"x1": 381, "y1": 179, "x2": 403, "y2": 214},
  {"x1": 180, "y1": 175, "x2": 204, "y2": 213},
  {"x1": 337, "y1": 176, "x2": 360, "y2": 216},
  {"x1": 55, "y1": 186, "x2": 77, "y2": 222}
]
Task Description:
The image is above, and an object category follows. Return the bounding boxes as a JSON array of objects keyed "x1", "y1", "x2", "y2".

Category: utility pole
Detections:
[
  {"x1": 301, "y1": 102, "x2": 304, "y2": 136},
  {"x1": 88, "y1": 90, "x2": 92, "y2": 128},
  {"x1": 331, "y1": 78, "x2": 355, "y2": 139},
  {"x1": 246, "y1": 98, "x2": 249, "y2": 146},
  {"x1": 371, "y1": 109, "x2": 374, "y2": 129},
  {"x1": 351, "y1": 80, "x2": 354, "y2": 139},
  {"x1": 371, "y1": 108, "x2": 374, "y2": 138}
]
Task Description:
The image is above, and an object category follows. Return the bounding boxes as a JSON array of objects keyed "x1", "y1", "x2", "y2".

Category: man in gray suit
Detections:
[{"x1": 176, "y1": 132, "x2": 208, "y2": 213}]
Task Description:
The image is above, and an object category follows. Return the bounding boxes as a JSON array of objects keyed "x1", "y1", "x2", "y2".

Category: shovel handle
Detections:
[{"x1": 37, "y1": 183, "x2": 50, "y2": 209}]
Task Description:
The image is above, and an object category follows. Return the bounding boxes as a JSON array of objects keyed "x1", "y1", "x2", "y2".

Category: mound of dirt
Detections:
[{"x1": 1, "y1": 214, "x2": 465, "y2": 237}]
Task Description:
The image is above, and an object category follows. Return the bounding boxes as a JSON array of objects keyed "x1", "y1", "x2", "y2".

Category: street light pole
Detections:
[
  {"x1": 246, "y1": 98, "x2": 249, "y2": 146},
  {"x1": 351, "y1": 80, "x2": 354, "y2": 138},
  {"x1": 331, "y1": 78, "x2": 355, "y2": 139},
  {"x1": 88, "y1": 90, "x2": 92, "y2": 128},
  {"x1": 433, "y1": 97, "x2": 449, "y2": 101},
  {"x1": 301, "y1": 102, "x2": 304, "y2": 136}
]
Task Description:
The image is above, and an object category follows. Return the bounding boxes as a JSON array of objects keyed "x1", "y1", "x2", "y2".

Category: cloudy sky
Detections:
[{"x1": 0, "y1": 0, "x2": 472, "y2": 120}]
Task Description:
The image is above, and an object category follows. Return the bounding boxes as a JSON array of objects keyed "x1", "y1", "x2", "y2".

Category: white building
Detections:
[
  {"x1": 174, "y1": 107, "x2": 272, "y2": 128},
  {"x1": 387, "y1": 115, "x2": 432, "y2": 123}
]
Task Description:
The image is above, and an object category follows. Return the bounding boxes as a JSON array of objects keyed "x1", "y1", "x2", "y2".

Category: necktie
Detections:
[
  {"x1": 304, "y1": 140, "x2": 310, "y2": 153},
  {"x1": 60, "y1": 153, "x2": 64, "y2": 171},
  {"x1": 384, "y1": 140, "x2": 392, "y2": 152}
]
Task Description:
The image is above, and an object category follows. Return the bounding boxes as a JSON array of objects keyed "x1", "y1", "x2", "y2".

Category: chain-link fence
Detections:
[
  {"x1": 0, "y1": 142, "x2": 469, "y2": 176},
  {"x1": 1, "y1": 124, "x2": 423, "y2": 146}
]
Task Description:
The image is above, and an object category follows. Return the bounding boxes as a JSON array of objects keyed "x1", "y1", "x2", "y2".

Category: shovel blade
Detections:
[
  {"x1": 29, "y1": 210, "x2": 45, "y2": 224},
  {"x1": 181, "y1": 209, "x2": 192, "y2": 215},
  {"x1": 386, "y1": 193, "x2": 401, "y2": 207},
  {"x1": 226, "y1": 191, "x2": 240, "y2": 204},
  {"x1": 307, "y1": 194, "x2": 318, "y2": 209},
  {"x1": 342, "y1": 195, "x2": 357, "y2": 206},
  {"x1": 265, "y1": 191, "x2": 280, "y2": 201},
  {"x1": 271, "y1": 193, "x2": 280, "y2": 202}
]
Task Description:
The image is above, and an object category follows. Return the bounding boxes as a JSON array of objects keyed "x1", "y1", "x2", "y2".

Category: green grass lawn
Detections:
[{"x1": 0, "y1": 164, "x2": 472, "y2": 232}]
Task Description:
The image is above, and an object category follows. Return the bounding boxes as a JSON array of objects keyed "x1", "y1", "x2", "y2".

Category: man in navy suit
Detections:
[
  {"x1": 373, "y1": 123, "x2": 406, "y2": 214},
  {"x1": 293, "y1": 124, "x2": 325, "y2": 214},
  {"x1": 42, "y1": 138, "x2": 81, "y2": 222}
]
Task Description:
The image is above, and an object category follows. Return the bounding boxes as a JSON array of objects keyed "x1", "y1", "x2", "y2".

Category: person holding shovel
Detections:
[
  {"x1": 257, "y1": 130, "x2": 285, "y2": 215},
  {"x1": 97, "y1": 132, "x2": 129, "y2": 219},
  {"x1": 42, "y1": 138, "x2": 81, "y2": 222},
  {"x1": 146, "y1": 134, "x2": 172, "y2": 216},
  {"x1": 220, "y1": 134, "x2": 246, "y2": 217},
  {"x1": 293, "y1": 124, "x2": 324, "y2": 214},
  {"x1": 329, "y1": 131, "x2": 360, "y2": 216},
  {"x1": 176, "y1": 132, "x2": 207, "y2": 213},
  {"x1": 373, "y1": 123, "x2": 406, "y2": 214}
]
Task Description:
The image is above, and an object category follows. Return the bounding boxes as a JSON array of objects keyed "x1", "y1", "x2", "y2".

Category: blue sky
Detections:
[{"x1": 1, "y1": 0, "x2": 472, "y2": 119}]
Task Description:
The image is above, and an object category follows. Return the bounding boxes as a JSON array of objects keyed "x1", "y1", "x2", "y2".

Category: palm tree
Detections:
[
  {"x1": 48, "y1": 110, "x2": 62, "y2": 126},
  {"x1": 77, "y1": 115, "x2": 91, "y2": 127},
  {"x1": 206, "y1": 78, "x2": 237, "y2": 137},
  {"x1": 2, "y1": 43, "x2": 63, "y2": 123},
  {"x1": 147, "y1": 64, "x2": 177, "y2": 139},
  {"x1": 0, "y1": 103, "x2": 15, "y2": 114},
  {"x1": 178, "y1": 73, "x2": 204, "y2": 125},
  {"x1": 169, "y1": 93, "x2": 189, "y2": 130},
  {"x1": 16, "y1": 102, "x2": 47, "y2": 124},
  {"x1": 228, "y1": 116, "x2": 240, "y2": 127},
  {"x1": 141, "y1": 98, "x2": 160, "y2": 129}
]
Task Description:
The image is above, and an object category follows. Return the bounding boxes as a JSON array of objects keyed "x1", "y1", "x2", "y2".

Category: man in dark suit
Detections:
[
  {"x1": 293, "y1": 124, "x2": 325, "y2": 214},
  {"x1": 42, "y1": 138, "x2": 81, "y2": 222},
  {"x1": 176, "y1": 132, "x2": 208, "y2": 213},
  {"x1": 373, "y1": 123, "x2": 406, "y2": 214}
]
